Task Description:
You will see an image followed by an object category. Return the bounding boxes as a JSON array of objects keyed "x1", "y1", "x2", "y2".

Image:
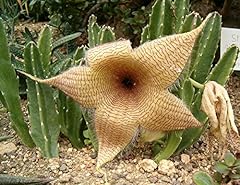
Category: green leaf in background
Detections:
[
  {"x1": 0, "y1": 18, "x2": 34, "y2": 147},
  {"x1": 173, "y1": 0, "x2": 190, "y2": 33},
  {"x1": 224, "y1": 152, "x2": 236, "y2": 167},
  {"x1": 193, "y1": 171, "x2": 215, "y2": 185},
  {"x1": 214, "y1": 162, "x2": 230, "y2": 175},
  {"x1": 148, "y1": 0, "x2": 173, "y2": 40},
  {"x1": 38, "y1": 26, "x2": 52, "y2": 73},
  {"x1": 52, "y1": 32, "x2": 82, "y2": 51},
  {"x1": 24, "y1": 42, "x2": 60, "y2": 157}
]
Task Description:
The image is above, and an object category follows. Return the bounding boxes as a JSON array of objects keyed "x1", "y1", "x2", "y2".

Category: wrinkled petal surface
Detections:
[
  {"x1": 132, "y1": 19, "x2": 206, "y2": 90},
  {"x1": 139, "y1": 90, "x2": 201, "y2": 131},
  {"x1": 22, "y1": 15, "x2": 212, "y2": 168},
  {"x1": 95, "y1": 104, "x2": 139, "y2": 167}
]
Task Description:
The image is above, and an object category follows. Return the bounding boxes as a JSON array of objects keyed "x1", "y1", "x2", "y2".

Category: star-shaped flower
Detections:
[{"x1": 22, "y1": 17, "x2": 209, "y2": 168}]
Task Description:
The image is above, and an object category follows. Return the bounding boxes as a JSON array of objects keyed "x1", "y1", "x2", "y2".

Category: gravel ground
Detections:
[{"x1": 0, "y1": 74, "x2": 240, "y2": 185}]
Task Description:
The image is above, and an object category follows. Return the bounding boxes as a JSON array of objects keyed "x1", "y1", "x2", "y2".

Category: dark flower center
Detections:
[{"x1": 121, "y1": 76, "x2": 136, "y2": 90}]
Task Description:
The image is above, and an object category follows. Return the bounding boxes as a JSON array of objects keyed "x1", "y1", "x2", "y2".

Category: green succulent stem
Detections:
[
  {"x1": 189, "y1": 78, "x2": 204, "y2": 89},
  {"x1": 0, "y1": 18, "x2": 35, "y2": 147}
]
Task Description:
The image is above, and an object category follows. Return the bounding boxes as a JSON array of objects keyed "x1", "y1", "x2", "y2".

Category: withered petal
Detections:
[
  {"x1": 201, "y1": 81, "x2": 238, "y2": 141},
  {"x1": 201, "y1": 83, "x2": 219, "y2": 131}
]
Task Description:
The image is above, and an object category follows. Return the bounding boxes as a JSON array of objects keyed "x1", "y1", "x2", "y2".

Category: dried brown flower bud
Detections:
[{"x1": 201, "y1": 81, "x2": 239, "y2": 142}]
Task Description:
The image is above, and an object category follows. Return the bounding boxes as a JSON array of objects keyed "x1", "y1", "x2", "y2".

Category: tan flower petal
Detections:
[
  {"x1": 132, "y1": 18, "x2": 207, "y2": 90},
  {"x1": 86, "y1": 40, "x2": 133, "y2": 68},
  {"x1": 20, "y1": 67, "x2": 98, "y2": 108},
  {"x1": 95, "y1": 105, "x2": 139, "y2": 168},
  {"x1": 221, "y1": 86, "x2": 238, "y2": 134},
  {"x1": 217, "y1": 91, "x2": 228, "y2": 139},
  {"x1": 139, "y1": 90, "x2": 201, "y2": 131}
]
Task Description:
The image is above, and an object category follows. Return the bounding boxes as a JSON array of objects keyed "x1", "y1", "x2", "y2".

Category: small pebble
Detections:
[
  {"x1": 59, "y1": 174, "x2": 71, "y2": 182},
  {"x1": 158, "y1": 159, "x2": 176, "y2": 176},
  {"x1": 72, "y1": 176, "x2": 82, "y2": 184},
  {"x1": 90, "y1": 151, "x2": 97, "y2": 159},
  {"x1": 60, "y1": 163, "x2": 68, "y2": 172},
  {"x1": 0, "y1": 142, "x2": 17, "y2": 155},
  {"x1": 138, "y1": 159, "x2": 157, "y2": 173},
  {"x1": 181, "y1": 154, "x2": 191, "y2": 164},
  {"x1": 148, "y1": 176, "x2": 158, "y2": 183}
]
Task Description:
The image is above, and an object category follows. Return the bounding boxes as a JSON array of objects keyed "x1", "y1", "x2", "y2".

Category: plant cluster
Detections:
[
  {"x1": 0, "y1": 14, "x2": 115, "y2": 156},
  {"x1": 0, "y1": 0, "x2": 238, "y2": 166},
  {"x1": 140, "y1": 0, "x2": 238, "y2": 163},
  {"x1": 23, "y1": 0, "x2": 152, "y2": 44},
  {"x1": 193, "y1": 151, "x2": 240, "y2": 185}
]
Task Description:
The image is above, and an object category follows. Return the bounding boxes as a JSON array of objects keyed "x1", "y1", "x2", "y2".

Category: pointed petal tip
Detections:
[
  {"x1": 18, "y1": 70, "x2": 51, "y2": 85},
  {"x1": 193, "y1": 119, "x2": 202, "y2": 128},
  {"x1": 179, "y1": 117, "x2": 201, "y2": 130},
  {"x1": 189, "y1": 113, "x2": 202, "y2": 128}
]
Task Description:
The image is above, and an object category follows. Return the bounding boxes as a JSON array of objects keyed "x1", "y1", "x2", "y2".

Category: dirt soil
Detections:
[{"x1": 0, "y1": 74, "x2": 239, "y2": 185}]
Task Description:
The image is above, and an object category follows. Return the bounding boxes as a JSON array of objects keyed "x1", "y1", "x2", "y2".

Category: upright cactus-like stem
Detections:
[
  {"x1": 140, "y1": 0, "x2": 238, "y2": 161},
  {"x1": 207, "y1": 46, "x2": 239, "y2": 85},
  {"x1": 24, "y1": 42, "x2": 60, "y2": 157},
  {"x1": 88, "y1": 15, "x2": 116, "y2": 47},
  {"x1": 73, "y1": 45, "x2": 87, "y2": 64},
  {"x1": 38, "y1": 26, "x2": 52, "y2": 74},
  {"x1": 179, "y1": 12, "x2": 201, "y2": 33},
  {"x1": 173, "y1": 0, "x2": 190, "y2": 32},
  {"x1": 98, "y1": 25, "x2": 116, "y2": 44},
  {"x1": 0, "y1": 19, "x2": 34, "y2": 147},
  {"x1": 88, "y1": 15, "x2": 101, "y2": 48},
  {"x1": 190, "y1": 13, "x2": 221, "y2": 82},
  {"x1": 58, "y1": 91, "x2": 85, "y2": 148},
  {"x1": 148, "y1": 0, "x2": 173, "y2": 40}
]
